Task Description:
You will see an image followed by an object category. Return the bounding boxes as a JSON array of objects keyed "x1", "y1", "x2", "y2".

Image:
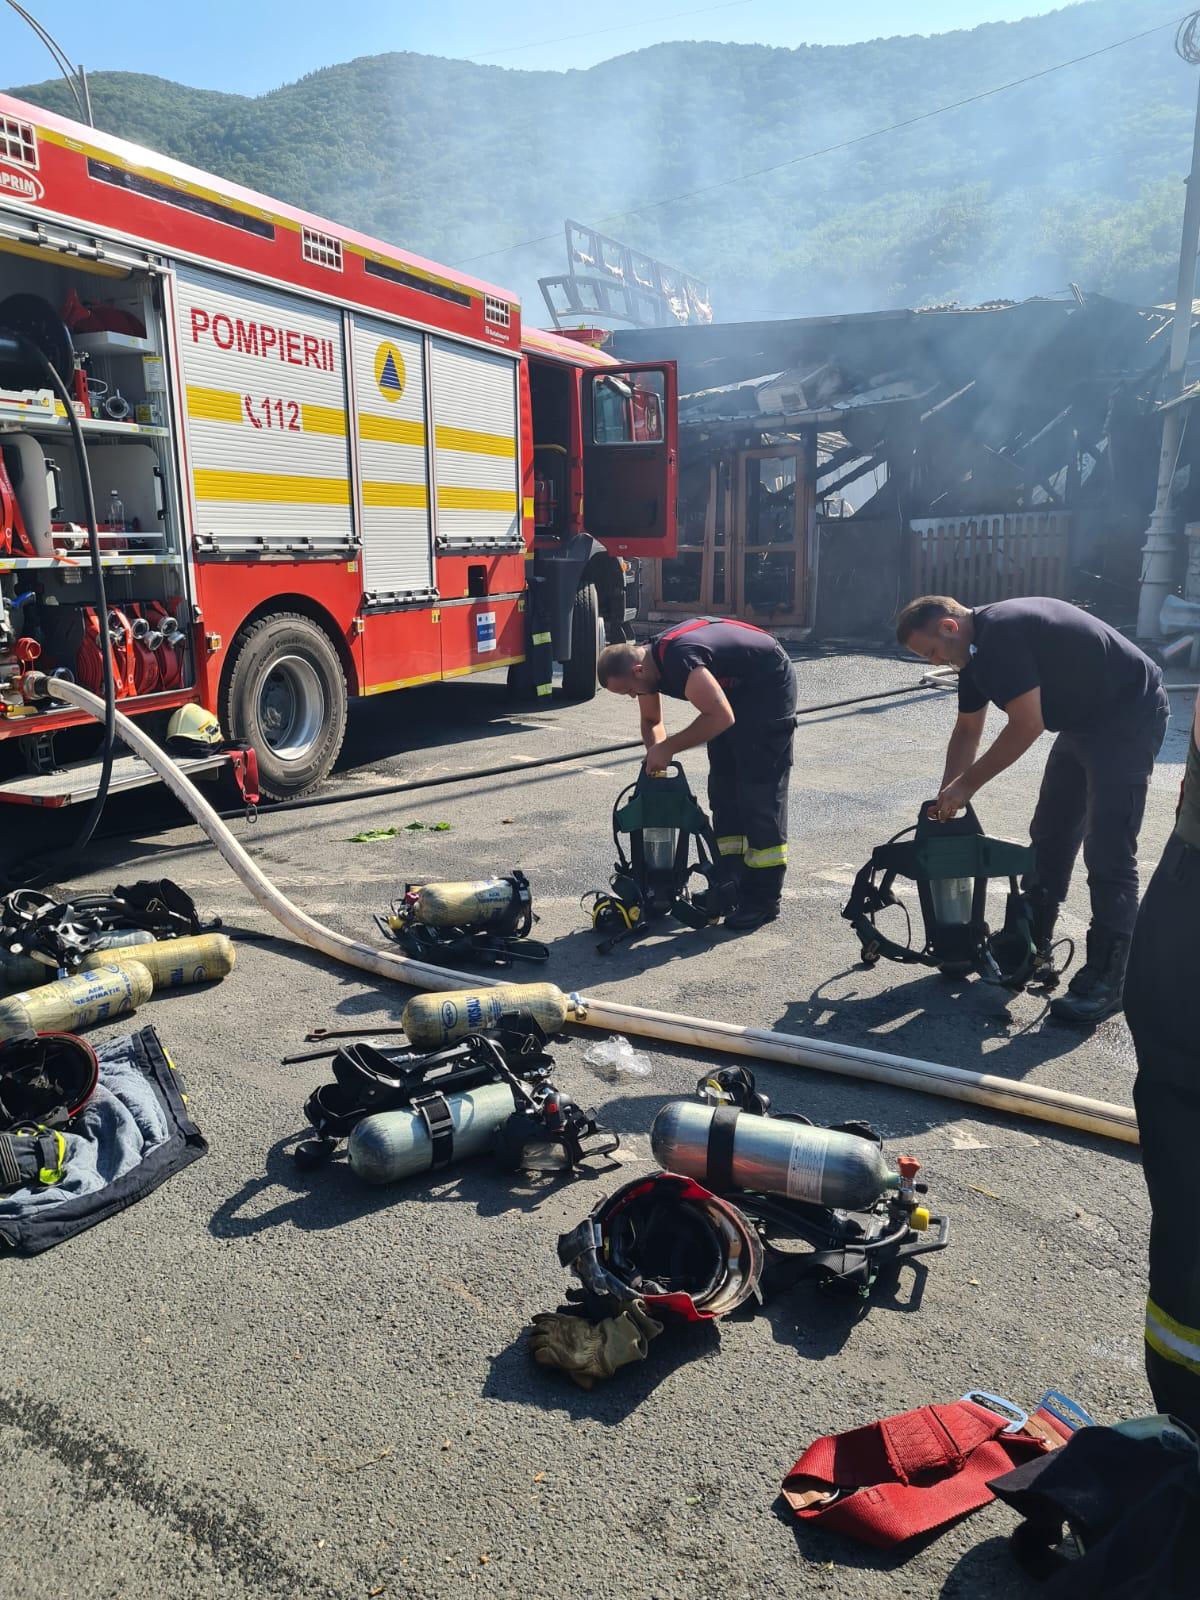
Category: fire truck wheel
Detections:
[
  {"x1": 560, "y1": 583, "x2": 600, "y2": 702},
  {"x1": 221, "y1": 613, "x2": 348, "y2": 799}
]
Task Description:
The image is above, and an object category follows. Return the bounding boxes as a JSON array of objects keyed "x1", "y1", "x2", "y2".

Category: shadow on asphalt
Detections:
[
  {"x1": 774, "y1": 1500, "x2": 1022, "y2": 1589},
  {"x1": 333, "y1": 679, "x2": 549, "y2": 774},
  {"x1": 482, "y1": 1316, "x2": 723, "y2": 1425},
  {"x1": 773, "y1": 965, "x2": 1081, "y2": 1080}
]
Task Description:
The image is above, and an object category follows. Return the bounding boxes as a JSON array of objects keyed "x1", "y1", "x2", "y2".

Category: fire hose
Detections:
[{"x1": 24, "y1": 673, "x2": 1139, "y2": 1148}]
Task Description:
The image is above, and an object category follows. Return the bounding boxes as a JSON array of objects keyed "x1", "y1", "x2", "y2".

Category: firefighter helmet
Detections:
[
  {"x1": 557, "y1": 1172, "x2": 764, "y2": 1321},
  {"x1": 166, "y1": 704, "x2": 223, "y2": 754}
]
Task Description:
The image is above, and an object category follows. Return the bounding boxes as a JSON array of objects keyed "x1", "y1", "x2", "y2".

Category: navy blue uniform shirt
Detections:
[
  {"x1": 957, "y1": 598, "x2": 1160, "y2": 732},
  {"x1": 650, "y1": 619, "x2": 791, "y2": 703}
]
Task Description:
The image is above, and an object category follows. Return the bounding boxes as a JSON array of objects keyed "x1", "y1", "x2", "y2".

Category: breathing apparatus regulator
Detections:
[
  {"x1": 583, "y1": 762, "x2": 734, "y2": 954},
  {"x1": 377, "y1": 873, "x2": 548, "y2": 968},
  {"x1": 0, "y1": 1031, "x2": 99, "y2": 1193},
  {"x1": 294, "y1": 1013, "x2": 618, "y2": 1180},
  {"x1": 841, "y1": 801, "x2": 1065, "y2": 991}
]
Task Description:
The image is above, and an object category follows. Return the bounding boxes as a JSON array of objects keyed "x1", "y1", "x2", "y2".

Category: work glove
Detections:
[{"x1": 529, "y1": 1300, "x2": 664, "y2": 1389}]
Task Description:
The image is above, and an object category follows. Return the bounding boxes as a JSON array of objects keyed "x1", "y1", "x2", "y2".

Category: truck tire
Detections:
[
  {"x1": 560, "y1": 582, "x2": 600, "y2": 701},
  {"x1": 221, "y1": 612, "x2": 347, "y2": 799}
]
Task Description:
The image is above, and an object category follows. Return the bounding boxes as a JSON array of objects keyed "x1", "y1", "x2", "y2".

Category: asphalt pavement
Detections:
[{"x1": 0, "y1": 649, "x2": 1189, "y2": 1600}]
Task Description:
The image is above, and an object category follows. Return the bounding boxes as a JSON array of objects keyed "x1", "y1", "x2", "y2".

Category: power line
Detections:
[
  {"x1": 454, "y1": 10, "x2": 1188, "y2": 267},
  {"x1": 470, "y1": 0, "x2": 755, "y2": 63}
]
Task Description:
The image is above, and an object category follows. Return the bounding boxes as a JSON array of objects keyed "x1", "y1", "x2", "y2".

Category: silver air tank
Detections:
[
  {"x1": 650, "y1": 1100, "x2": 901, "y2": 1210},
  {"x1": 348, "y1": 1083, "x2": 515, "y2": 1184}
]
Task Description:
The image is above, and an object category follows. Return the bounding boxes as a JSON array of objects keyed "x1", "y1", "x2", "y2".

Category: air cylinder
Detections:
[
  {"x1": 402, "y1": 983, "x2": 580, "y2": 1049},
  {"x1": 411, "y1": 879, "x2": 522, "y2": 930},
  {"x1": 0, "y1": 960, "x2": 152, "y2": 1041},
  {"x1": 347, "y1": 1082, "x2": 515, "y2": 1184},
  {"x1": 95, "y1": 932, "x2": 236, "y2": 989},
  {"x1": 650, "y1": 1100, "x2": 901, "y2": 1210}
]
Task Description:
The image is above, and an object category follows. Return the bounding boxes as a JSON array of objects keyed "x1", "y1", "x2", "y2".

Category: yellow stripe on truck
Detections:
[
  {"x1": 437, "y1": 486, "x2": 518, "y2": 513},
  {"x1": 187, "y1": 388, "x2": 348, "y2": 437},
  {"x1": 359, "y1": 413, "x2": 427, "y2": 447},
  {"x1": 362, "y1": 481, "x2": 430, "y2": 509},
  {"x1": 301, "y1": 403, "x2": 348, "y2": 436},
  {"x1": 193, "y1": 469, "x2": 350, "y2": 505},
  {"x1": 435, "y1": 424, "x2": 516, "y2": 459},
  {"x1": 186, "y1": 386, "x2": 242, "y2": 423}
]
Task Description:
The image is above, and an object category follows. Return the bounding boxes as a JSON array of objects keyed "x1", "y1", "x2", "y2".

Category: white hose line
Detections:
[{"x1": 41, "y1": 677, "x2": 1139, "y2": 1147}]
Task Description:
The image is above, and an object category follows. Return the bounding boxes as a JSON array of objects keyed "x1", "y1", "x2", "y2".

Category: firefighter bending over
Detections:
[
  {"x1": 898, "y1": 594, "x2": 1167, "y2": 1026},
  {"x1": 597, "y1": 618, "x2": 797, "y2": 930}
]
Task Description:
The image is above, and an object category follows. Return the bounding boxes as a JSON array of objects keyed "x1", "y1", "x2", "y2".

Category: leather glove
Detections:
[{"x1": 529, "y1": 1300, "x2": 664, "y2": 1389}]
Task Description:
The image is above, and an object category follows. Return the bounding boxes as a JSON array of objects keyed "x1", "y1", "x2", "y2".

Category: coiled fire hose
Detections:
[{"x1": 27, "y1": 674, "x2": 1139, "y2": 1147}]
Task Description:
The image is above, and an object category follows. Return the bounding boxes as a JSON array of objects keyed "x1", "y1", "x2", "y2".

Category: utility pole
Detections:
[
  {"x1": 1138, "y1": 13, "x2": 1200, "y2": 639},
  {"x1": 1, "y1": 1, "x2": 93, "y2": 127}
]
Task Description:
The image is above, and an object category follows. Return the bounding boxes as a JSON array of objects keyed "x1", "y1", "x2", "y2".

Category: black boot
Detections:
[
  {"x1": 1049, "y1": 927, "x2": 1131, "y2": 1026},
  {"x1": 724, "y1": 901, "x2": 780, "y2": 931},
  {"x1": 1025, "y1": 888, "x2": 1064, "y2": 990}
]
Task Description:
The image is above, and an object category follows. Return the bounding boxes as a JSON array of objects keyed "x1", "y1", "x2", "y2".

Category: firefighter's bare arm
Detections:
[
  {"x1": 639, "y1": 692, "x2": 665, "y2": 752},
  {"x1": 645, "y1": 668, "x2": 735, "y2": 774},
  {"x1": 934, "y1": 690, "x2": 1043, "y2": 821},
  {"x1": 938, "y1": 707, "x2": 988, "y2": 795}
]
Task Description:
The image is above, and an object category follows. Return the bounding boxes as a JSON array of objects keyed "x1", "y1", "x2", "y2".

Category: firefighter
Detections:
[
  {"x1": 897, "y1": 594, "x2": 1168, "y2": 1025},
  {"x1": 597, "y1": 618, "x2": 797, "y2": 930},
  {"x1": 1125, "y1": 689, "x2": 1200, "y2": 1432}
]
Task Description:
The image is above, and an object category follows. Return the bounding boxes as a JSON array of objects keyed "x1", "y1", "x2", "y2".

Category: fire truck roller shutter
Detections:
[
  {"x1": 175, "y1": 266, "x2": 353, "y2": 555},
  {"x1": 220, "y1": 609, "x2": 348, "y2": 800},
  {"x1": 351, "y1": 317, "x2": 434, "y2": 603},
  {"x1": 429, "y1": 338, "x2": 520, "y2": 552}
]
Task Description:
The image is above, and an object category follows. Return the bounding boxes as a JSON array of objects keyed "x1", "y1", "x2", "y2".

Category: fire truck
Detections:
[{"x1": 0, "y1": 91, "x2": 677, "y2": 801}]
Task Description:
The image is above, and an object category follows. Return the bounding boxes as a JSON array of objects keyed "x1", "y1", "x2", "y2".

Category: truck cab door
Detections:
[{"x1": 582, "y1": 362, "x2": 677, "y2": 559}]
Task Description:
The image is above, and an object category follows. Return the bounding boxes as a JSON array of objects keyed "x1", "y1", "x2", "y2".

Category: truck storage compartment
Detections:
[{"x1": 0, "y1": 240, "x2": 191, "y2": 725}]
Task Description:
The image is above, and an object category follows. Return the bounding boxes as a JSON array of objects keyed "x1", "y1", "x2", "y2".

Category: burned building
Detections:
[{"x1": 610, "y1": 295, "x2": 1173, "y2": 639}]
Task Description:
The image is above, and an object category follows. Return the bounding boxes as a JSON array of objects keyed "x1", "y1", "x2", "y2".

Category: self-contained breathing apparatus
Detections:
[
  {"x1": 293, "y1": 1014, "x2": 618, "y2": 1178},
  {"x1": 841, "y1": 802, "x2": 1064, "y2": 991},
  {"x1": 583, "y1": 762, "x2": 734, "y2": 953},
  {"x1": 531, "y1": 1065, "x2": 950, "y2": 1387},
  {"x1": 376, "y1": 873, "x2": 548, "y2": 968}
]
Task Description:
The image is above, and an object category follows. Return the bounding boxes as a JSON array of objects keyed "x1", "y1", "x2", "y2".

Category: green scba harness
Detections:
[
  {"x1": 584, "y1": 763, "x2": 734, "y2": 954},
  {"x1": 842, "y1": 803, "x2": 1039, "y2": 990}
]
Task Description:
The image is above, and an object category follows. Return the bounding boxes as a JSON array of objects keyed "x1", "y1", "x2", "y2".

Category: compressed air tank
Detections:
[
  {"x1": 402, "y1": 983, "x2": 580, "y2": 1049},
  {"x1": 411, "y1": 879, "x2": 523, "y2": 930},
  {"x1": 650, "y1": 1100, "x2": 901, "y2": 1210},
  {"x1": 0, "y1": 961, "x2": 153, "y2": 1041},
  {"x1": 347, "y1": 1083, "x2": 516, "y2": 1184},
  {"x1": 93, "y1": 932, "x2": 236, "y2": 989}
]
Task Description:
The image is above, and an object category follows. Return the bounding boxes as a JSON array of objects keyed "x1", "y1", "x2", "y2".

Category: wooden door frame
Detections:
[
  {"x1": 652, "y1": 453, "x2": 738, "y2": 615},
  {"x1": 734, "y1": 443, "x2": 812, "y2": 624}
]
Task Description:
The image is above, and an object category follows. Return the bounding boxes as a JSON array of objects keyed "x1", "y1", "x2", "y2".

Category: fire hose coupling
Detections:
[{"x1": 19, "y1": 670, "x2": 51, "y2": 702}]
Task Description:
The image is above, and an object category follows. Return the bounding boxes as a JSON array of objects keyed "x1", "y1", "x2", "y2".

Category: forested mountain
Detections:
[{"x1": 6, "y1": 1, "x2": 1196, "y2": 320}]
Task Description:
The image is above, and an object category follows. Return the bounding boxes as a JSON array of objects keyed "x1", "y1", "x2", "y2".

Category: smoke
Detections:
[
  {"x1": 443, "y1": 0, "x2": 1195, "y2": 322},
  {"x1": 11, "y1": 1, "x2": 1192, "y2": 325}
]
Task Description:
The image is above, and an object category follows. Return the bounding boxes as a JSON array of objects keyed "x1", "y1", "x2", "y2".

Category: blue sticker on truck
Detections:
[{"x1": 475, "y1": 611, "x2": 497, "y2": 653}]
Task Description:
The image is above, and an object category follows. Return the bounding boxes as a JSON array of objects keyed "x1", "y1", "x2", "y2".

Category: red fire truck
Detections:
[{"x1": 0, "y1": 91, "x2": 677, "y2": 800}]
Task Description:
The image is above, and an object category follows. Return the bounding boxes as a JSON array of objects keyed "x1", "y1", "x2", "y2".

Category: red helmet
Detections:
[
  {"x1": 557, "y1": 1172, "x2": 764, "y2": 1321},
  {"x1": 0, "y1": 1032, "x2": 99, "y2": 1131}
]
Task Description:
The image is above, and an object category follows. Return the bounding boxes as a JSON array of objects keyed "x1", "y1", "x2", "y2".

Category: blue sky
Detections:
[{"x1": 3, "y1": 2, "x2": 1075, "y2": 92}]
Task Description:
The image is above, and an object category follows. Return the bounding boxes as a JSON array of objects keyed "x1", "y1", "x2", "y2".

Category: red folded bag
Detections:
[{"x1": 782, "y1": 1397, "x2": 1071, "y2": 1548}]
